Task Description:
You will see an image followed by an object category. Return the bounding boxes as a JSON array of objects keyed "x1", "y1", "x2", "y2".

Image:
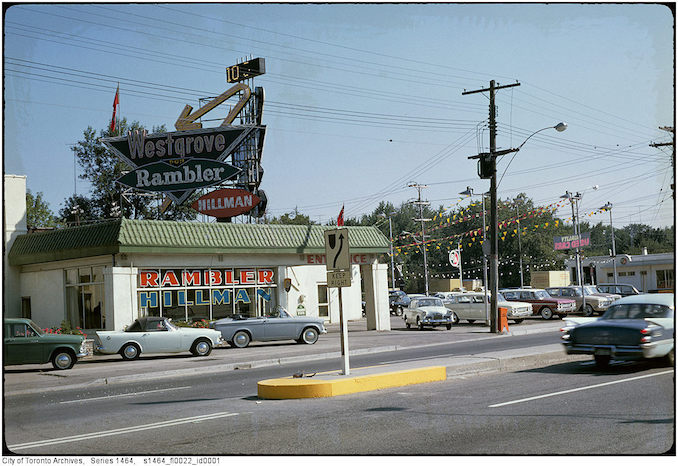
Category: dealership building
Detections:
[{"x1": 4, "y1": 175, "x2": 392, "y2": 333}]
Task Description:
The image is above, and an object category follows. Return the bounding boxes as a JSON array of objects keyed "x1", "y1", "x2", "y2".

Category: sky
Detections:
[{"x1": 3, "y1": 2, "x2": 675, "y2": 230}]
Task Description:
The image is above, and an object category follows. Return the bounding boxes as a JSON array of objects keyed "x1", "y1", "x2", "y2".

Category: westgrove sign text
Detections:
[{"x1": 554, "y1": 232, "x2": 590, "y2": 250}]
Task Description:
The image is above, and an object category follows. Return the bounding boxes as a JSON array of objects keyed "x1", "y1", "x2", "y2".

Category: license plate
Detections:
[{"x1": 595, "y1": 348, "x2": 611, "y2": 356}]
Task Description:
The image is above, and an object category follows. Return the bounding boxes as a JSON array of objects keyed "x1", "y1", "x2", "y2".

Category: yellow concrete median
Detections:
[{"x1": 257, "y1": 366, "x2": 447, "y2": 399}]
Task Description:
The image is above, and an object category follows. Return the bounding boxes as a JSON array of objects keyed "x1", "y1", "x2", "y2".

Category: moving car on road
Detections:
[
  {"x1": 435, "y1": 291, "x2": 532, "y2": 324},
  {"x1": 403, "y1": 296, "x2": 454, "y2": 330},
  {"x1": 560, "y1": 293, "x2": 674, "y2": 368},
  {"x1": 95, "y1": 317, "x2": 223, "y2": 360},
  {"x1": 501, "y1": 288, "x2": 577, "y2": 320},
  {"x1": 3, "y1": 318, "x2": 88, "y2": 370},
  {"x1": 546, "y1": 286, "x2": 615, "y2": 316},
  {"x1": 211, "y1": 307, "x2": 327, "y2": 348}
]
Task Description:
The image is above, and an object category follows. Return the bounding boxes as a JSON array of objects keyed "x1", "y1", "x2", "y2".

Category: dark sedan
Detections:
[{"x1": 560, "y1": 293, "x2": 674, "y2": 368}]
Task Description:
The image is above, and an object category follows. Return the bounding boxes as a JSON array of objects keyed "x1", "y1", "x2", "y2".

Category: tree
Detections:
[
  {"x1": 58, "y1": 194, "x2": 99, "y2": 226},
  {"x1": 266, "y1": 208, "x2": 318, "y2": 225},
  {"x1": 70, "y1": 118, "x2": 198, "y2": 221},
  {"x1": 26, "y1": 190, "x2": 59, "y2": 229}
]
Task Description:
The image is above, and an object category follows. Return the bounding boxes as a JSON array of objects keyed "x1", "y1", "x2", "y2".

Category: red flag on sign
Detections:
[
  {"x1": 109, "y1": 84, "x2": 120, "y2": 132},
  {"x1": 337, "y1": 205, "x2": 344, "y2": 227}
]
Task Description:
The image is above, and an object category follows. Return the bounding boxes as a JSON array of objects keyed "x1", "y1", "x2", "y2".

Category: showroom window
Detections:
[
  {"x1": 137, "y1": 268, "x2": 277, "y2": 321},
  {"x1": 64, "y1": 266, "x2": 105, "y2": 329}
]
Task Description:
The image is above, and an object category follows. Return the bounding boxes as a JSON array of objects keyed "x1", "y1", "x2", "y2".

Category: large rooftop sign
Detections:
[{"x1": 101, "y1": 126, "x2": 256, "y2": 204}]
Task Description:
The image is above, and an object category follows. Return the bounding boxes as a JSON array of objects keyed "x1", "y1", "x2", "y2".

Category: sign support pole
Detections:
[{"x1": 338, "y1": 287, "x2": 350, "y2": 375}]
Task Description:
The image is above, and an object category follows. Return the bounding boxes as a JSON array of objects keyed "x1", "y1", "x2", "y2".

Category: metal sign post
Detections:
[{"x1": 325, "y1": 228, "x2": 351, "y2": 375}]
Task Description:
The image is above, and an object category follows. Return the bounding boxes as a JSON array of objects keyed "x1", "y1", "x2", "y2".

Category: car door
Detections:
[
  {"x1": 262, "y1": 310, "x2": 298, "y2": 340},
  {"x1": 5, "y1": 322, "x2": 45, "y2": 364},
  {"x1": 140, "y1": 320, "x2": 181, "y2": 352},
  {"x1": 470, "y1": 294, "x2": 486, "y2": 321},
  {"x1": 454, "y1": 295, "x2": 472, "y2": 320}
]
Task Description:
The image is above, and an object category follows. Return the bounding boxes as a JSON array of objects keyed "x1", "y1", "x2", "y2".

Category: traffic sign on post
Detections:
[
  {"x1": 324, "y1": 228, "x2": 350, "y2": 272},
  {"x1": 327, "y1": 270, "x2": 351, "y2": 288}
]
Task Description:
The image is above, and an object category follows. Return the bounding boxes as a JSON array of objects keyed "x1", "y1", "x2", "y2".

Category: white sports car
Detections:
[{"x1": 95, "y1": 317, "x2": 223, "y2": 360}]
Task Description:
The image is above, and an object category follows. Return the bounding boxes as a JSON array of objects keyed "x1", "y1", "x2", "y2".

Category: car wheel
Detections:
[
  {"x1": 467, "y1": 320, "x2": 475, "y2": 324},
  {"x1": 446, "y1": 324, "x2": 452, "y2": 330},
  {"x1": 540, "y1": 307, "x2": 553, "y2": 320},
  {"x1": 582, "y1": 304, "x2": 595, "y2": 317},
  {"x1": 120, "y1": 343, "x2": 141, "y2": 360},
  {"x1": 51, "y1": 349, "x2": 76, "y2": 370},
  {"x1": 513, "y1": 319, "x2": 524, "y2": 324},
  {"x1": 417, "y1": 317, "x2": 424, "y2": 330},
  {"x1": 300, "y1": 327, "x2": 319, "y2": 345},
  {"x1": 191, "y1": 338, "x2": 212, "y2": 356},
  {"x1": 396, "y1": 307, "x2": 403, "y2": 317},
  {"x1": 406, "y1": 322, "x2": 411, "y2": 329},
  {"x1": 231, "y1": 331, "x2": 251, "y2": 348},
  {"x1": 451, "y1": 313, "x2": 459, "y2": 324},
  {"x1": 663, "y1": 348, "x2": 675, "y2": 367},
  {"x1": 594, "y1": 355, "x2": 611, "y2": 368}
]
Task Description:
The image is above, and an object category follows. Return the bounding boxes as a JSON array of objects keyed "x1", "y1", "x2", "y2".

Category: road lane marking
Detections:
[
  {"x1": 59, "y1": 386, "x2": 192, "y2": 404},
  {"x1": 8, "y1": 412, "x2": 240, "y2": 451},
  {"x1": 488, "y1": 370, "x2": 674, "y2": 408}
]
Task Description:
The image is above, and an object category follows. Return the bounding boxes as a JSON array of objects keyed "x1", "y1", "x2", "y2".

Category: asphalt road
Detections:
[{"x1": 3, "y1": 327, "x2": 674, "y2": 456}]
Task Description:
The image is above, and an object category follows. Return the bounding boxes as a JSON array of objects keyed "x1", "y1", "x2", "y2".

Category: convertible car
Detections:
[
  {"x1": 560, "y1": 293, "x2": 674, "y2": 368},
  {"x1": 95, "y1": 317, "x2": 223, "y2": 360},
  {"x1": 210, "y1": 307, "x2": 327, "y2": 348}
]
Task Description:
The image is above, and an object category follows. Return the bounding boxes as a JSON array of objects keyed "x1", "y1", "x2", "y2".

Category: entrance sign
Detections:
[
  {"x1": 324, "y1": 228, "x2": 350, "y2": 272},
  {"x1": 192, "y1": 188, "x2": 261, "y2": 218}
]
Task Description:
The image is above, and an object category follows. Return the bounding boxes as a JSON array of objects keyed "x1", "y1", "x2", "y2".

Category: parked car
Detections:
[
  {"x1": 546, "y1": 286, "x2": 615, "y2": 316},
  {"x1": 597, "y1": 283, "x2": 641, "y2": 297},
  {"x1": 500, "y1": 288, "x2": 577, "y2": 320},
  {"x1": 211, "y1": 307, "x2": 326, "y2": 348},
  {"x1": 561, "y1": 293, "x2": 674, "y2": 368},
  {"x1": 389, "y1": 290, "x2": 411, "y2": 316},
  {"x1": 435, "y1": 291, "x2": 532, "y2": 324},
  {"x1": 583, "y1": 285, "x2": 622, "y2": 303},
  {"x1": 95, "y1": 317, "x2": 223, "y2": 360},
  {"x1": 3, "y1": 318, "x2": 88, "y2": 370},
  {"x1": 403, "y1": 296, "x2": 453, "y2": 330}
]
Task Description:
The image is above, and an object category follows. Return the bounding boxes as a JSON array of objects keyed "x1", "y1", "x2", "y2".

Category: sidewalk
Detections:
[{"x1": 3, "y1": 318, "x2": 571, "y2": 396}]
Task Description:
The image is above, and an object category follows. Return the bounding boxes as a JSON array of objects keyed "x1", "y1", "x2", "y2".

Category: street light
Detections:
[
  {"x1": 561, "y1": 190, "x2": 587, "y2": 314},
  {"x1": 459, "y1": 187, "x2": 489, "y2": 322},
  {"x1": 600, "y1": 202, "x2": 618, "y2": 283},
  {"x1": 379, "y1": 212, "x2": 397, "y2": 290},
  {"x1": 402, "y1": 230, "x2": 430, "y2": 295}
]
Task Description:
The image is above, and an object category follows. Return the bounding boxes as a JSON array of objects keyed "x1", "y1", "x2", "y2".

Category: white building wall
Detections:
[
  {"x1": 19, "y1": 269, "x2": 64, "y2": 328},
  {"x1": 4, "y1": 175, "x2": 27, "y2": 315}
]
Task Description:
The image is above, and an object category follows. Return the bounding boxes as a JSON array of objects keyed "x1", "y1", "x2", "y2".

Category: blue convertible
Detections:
[
  {"x1": 561, "y1": 293, "x2": 674, "y2": 368},
  {"x1": 210, "y1": 307, "x2": 327, "y2": 348}
]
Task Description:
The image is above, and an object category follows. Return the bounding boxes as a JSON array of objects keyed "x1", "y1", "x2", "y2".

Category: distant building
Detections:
[{"x1": 565, "y1": 251, "x2": 674, "y2": 292}]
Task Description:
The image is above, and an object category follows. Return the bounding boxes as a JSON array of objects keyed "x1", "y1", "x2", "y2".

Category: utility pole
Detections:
[
  {"x1": 408, "y1": 183, "x2": 431, "y2": 295},
  {"x1": 516, "y1": 202, "x2": 524, "y2": 288},
  {"x1": 463, "y1": 80, "x2": 521, "y2": 333},
  {"x1": 650, "y1": 126, "x2": 675, "y2": 199}
]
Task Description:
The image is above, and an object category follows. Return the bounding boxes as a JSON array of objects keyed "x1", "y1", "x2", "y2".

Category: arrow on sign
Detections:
[{"x1": 333, "y1": 233, "x2": 345, "y2": 269}]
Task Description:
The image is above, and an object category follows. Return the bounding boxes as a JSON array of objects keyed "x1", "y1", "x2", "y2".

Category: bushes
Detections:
[
  {"x1": 173, "y1": 319, "x2": 211, "y2": 328},
  {"x1": 43, "y1": 320, "x2": 87, "y2": 337}
]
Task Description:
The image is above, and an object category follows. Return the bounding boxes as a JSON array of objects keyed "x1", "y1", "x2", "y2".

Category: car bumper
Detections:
[
  {"x1": 507, "y1": 309, "x2": 532, "y2": 318},
  {"x1": 421, "y1": 318, "x2": 453, "y2": 327},
  {"x1": 562, "y1": 342, "x2": 666, "y2": 360}
]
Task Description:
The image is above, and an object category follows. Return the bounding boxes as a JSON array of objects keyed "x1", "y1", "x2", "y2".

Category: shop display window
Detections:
[{"x1": 64, "y1": 266, "x2": 106, "y2": 330}]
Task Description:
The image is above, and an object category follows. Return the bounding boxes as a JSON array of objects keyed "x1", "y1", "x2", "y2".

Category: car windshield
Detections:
[
  {"x1": 497, "y1": 292, "x2": 505, "y2": 301},
  {"x1": 266, "y1": 307, "x2": 292, "y2": 318},
  {"x1": 416, "y1": 298, "x2": 443, "y2": 307},
  {"x1": 583, "y1": 286, "x2": 599, "y2": 295},
  {"x1": 165, "y1": 320, "x2": 178, "y2": 330},
  {"x1": 535, "y1": 291, "x2": 550, "y2": 299},
  {"x1": 601, "y1": 303, "x2": 673, "y2": 320},
  {"x1": 28, "y1": 321, "x2": 44, "y2": 336}
]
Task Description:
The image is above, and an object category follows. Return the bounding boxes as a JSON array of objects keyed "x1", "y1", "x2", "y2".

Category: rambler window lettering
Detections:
[{"x1": 137, "y1": 267, "x2": 276, "y2": 321}]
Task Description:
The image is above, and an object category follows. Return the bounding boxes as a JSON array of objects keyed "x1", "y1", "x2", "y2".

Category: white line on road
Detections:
[
  {"x1": 59, "y1": 386, "x2": 192, "y2": 404},
  {"x1": 8, "y1": 412, "x2": 240, "y2": 451},
  {"x1": 489, "y1": 369, "x2": 674, "y2": 408}
]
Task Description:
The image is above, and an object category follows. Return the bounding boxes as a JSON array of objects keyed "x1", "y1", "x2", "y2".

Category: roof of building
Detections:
[{"x1": 8, "y1": 218, "x2": 390, "y2": 266}]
